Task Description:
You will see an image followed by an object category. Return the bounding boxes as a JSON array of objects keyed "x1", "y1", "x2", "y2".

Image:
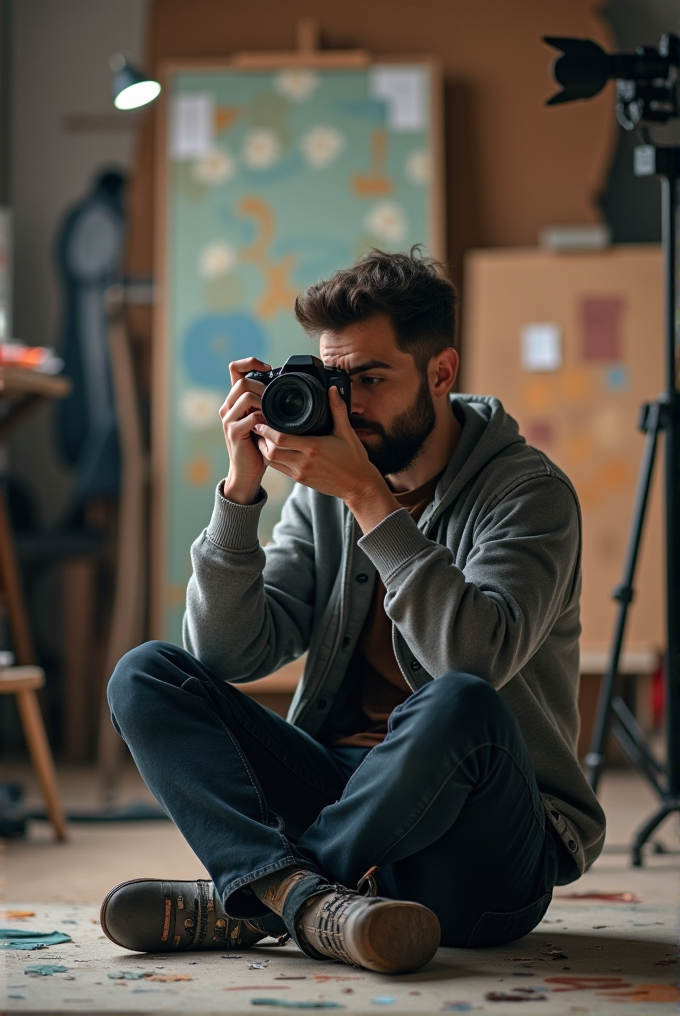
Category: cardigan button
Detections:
[
  {"x1": 410, "y1": 660, "x2": 422, "y2": 671},
  {"x1": 356, "y1": 573, "x2": 369, "y2": 583}
]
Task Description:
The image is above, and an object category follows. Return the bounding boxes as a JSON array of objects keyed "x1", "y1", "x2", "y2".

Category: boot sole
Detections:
[{"x1": 350, "y1": 900, "x2": 440, "y2": 973}]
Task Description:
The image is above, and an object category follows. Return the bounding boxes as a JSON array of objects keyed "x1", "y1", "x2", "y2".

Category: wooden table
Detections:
[
  {"x1": 0, "y1": 366, "x2": 71, "y2": 442},
  {"x1": 0, "y1": 366, "x2": 71, "y2": 839}
]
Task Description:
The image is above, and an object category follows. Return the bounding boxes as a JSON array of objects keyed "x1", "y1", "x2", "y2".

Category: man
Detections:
[{"x1": 103, "y1": 250, "x2": 605, "y2": 973}]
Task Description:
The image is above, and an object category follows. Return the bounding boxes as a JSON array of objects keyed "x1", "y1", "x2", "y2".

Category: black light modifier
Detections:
[{"x1": 544, "y1": 34, "x2": 680, "y2": 129}]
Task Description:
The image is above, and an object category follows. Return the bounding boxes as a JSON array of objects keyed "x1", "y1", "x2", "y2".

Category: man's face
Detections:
[{"x1": 319, "y1": 315, "x2": 436, "y2": 478}]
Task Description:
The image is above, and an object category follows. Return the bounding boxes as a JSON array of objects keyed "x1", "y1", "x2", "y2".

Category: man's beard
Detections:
[{"x1": 351, "y1": 375, "x2": 436, "y2": 478}]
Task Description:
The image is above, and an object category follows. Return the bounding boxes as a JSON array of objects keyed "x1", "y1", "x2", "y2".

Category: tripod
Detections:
[{"x1": 585, "y1": 144, "x2": 680, "y2": 866}]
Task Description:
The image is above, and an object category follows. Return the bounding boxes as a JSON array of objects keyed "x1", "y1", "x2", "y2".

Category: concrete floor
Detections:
[{"x1": 1, "y1": 761, "x2": 678, "y2": 1014}]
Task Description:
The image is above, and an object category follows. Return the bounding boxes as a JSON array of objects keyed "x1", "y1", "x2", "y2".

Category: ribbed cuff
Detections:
[
  {"x1": 357, "y1": 507, "x2": 433, "y2": 581},
  {"x1": 206, "y1": 483, "x2": 268, "y2": 550}
]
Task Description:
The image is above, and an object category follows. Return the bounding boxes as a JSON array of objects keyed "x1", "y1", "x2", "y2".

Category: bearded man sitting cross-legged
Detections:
[{"x1": 102, "y1": 250, "x2": 605, "y2": 974}]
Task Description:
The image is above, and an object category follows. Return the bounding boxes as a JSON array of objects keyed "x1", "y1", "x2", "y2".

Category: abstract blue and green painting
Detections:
[{"x1": 162, "y1": 64, "x2": 437, "y2": 642}]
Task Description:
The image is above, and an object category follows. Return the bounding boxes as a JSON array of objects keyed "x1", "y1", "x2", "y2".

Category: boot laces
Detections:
[{"x1": 307, "y1": 886, "x2": 365, "y2": 968}]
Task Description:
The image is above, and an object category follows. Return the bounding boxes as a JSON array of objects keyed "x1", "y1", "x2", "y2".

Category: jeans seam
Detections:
[
  {"x1": 222, "y1": 858, "x2": 300, "y2": 906},
  {"x1": 373, "y1": 742, "x2": 545, "y2": 865}
]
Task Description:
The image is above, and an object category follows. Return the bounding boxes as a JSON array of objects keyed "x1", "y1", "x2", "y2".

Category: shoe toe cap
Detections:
[{"x1": 101, "y1": 879, "x2": 177, "y2": 952}]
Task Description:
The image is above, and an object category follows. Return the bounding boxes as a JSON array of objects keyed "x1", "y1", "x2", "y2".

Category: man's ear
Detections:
[{"x1": 431, "y1": 348, "x2": 459, "y2": 399}]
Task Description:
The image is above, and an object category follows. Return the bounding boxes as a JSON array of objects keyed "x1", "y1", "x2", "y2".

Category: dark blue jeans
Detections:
[{"x1": 108, "y1": 641, "x2": 558, "y2": 948}]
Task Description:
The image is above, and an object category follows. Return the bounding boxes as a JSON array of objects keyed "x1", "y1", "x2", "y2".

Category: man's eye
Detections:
[{"x1": 361, "y1": 376, "x2": 382, "y2": 385}]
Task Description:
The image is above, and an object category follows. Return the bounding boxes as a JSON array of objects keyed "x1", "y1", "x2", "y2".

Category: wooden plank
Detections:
[{"x1": 0, "y1": 366, "x2": 71, "y2": 398}]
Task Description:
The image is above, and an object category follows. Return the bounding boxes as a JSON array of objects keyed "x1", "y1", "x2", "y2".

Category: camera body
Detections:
[{"x1": 246, "y1": 354, "x2": 351, "y2": 436}]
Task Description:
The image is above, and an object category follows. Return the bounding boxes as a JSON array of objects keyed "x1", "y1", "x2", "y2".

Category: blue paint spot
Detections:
[
  {"x1": 183, "y1": 314, "x2": 266, "y2": 387},
  {"x1": 605, "y1": 365, "x2": 629, "y2": 391}
]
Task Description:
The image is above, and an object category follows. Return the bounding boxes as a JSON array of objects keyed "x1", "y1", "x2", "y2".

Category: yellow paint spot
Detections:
[
  {"x1": 560, "y1": 368, "x2": 590, "y2": 402},
  {"x1": 599, "y1": 983, "x2": 680, "y2": 1003},
  {"x1": 215, "y1": 106, "x2": 238, "y2": 133},
  {"x1": 185, "y1": 457, "x2": 212, "y2": 486},
  {"x1": 522, "y1": 379, "x2": 553, "y2": 413},
  {"x1": 599, "y1": 458, "x2": 630, "y2": 490},
  {"x1": 564, "y1": 434, "x2": 593, "y2": 466},
  {"x1": 352, "y1": 129, "x2": 394, "y2": 198}
]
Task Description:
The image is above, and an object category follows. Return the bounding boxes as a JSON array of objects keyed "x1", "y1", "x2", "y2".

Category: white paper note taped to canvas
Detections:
[
  {"x1": 520, "y1": 322, "x2": 562, "y2": 371},
  {"x1": 170, "y1": 93, "x2": 214, "y2": 159},
  {"x1": 370, "y1": 68, "x2": 428, "y2": 131}
]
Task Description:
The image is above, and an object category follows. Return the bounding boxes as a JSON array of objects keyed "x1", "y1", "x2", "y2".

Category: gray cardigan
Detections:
[{"x1": 184, "y1": 395, "x2": 606, "y2": 882}]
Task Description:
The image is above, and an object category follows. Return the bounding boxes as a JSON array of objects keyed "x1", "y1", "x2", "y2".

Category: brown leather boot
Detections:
[
  {"x1": 100, "y1": 878, "x2": 268, "y2": 953},
  {"x1": 296, "y1": 887, "x2": 440, "y2": 973}
]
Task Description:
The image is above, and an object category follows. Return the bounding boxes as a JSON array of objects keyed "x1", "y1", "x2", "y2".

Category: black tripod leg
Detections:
[
  {"x1": 631, "y1": 798, "x2": 680, "y2": 867},
  {"x1": 585, "y1": 403, "x2": 661, "y2": 794}
]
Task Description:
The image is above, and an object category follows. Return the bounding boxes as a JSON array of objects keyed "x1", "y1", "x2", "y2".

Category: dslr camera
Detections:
[{"x1": 246, "y1": 354, "x2": 351, "y2": 436}]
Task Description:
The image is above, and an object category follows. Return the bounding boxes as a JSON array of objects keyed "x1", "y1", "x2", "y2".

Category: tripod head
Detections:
[{"x1": 544, "y1": 34, "x2": 680, "y2": 131}]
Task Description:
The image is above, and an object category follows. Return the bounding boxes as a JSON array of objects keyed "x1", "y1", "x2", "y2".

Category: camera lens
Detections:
[
  {"x1": 277, "y1": 386, "x2": 306, "y2": 419},
  {"x1": 261, "y1": 373, "x2": 332, "y2": 435}
]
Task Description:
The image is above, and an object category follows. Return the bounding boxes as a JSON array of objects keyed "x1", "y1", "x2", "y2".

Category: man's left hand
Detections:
[{"x1": 253, "y1": 387, "x2": 400, "y2": 533}]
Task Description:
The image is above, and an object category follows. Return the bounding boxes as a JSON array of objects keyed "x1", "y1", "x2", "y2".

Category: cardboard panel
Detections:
[{"x1": 464, "y1": 246, "x2": 664, "y2": 656}]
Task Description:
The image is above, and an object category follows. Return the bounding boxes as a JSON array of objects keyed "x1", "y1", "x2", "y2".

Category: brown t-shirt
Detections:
[{"x1": 329, "y1": 470, "x2": 444, "y2": 748}]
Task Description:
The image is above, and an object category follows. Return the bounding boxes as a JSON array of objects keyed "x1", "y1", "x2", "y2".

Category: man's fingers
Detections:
[
  {"x1": 252, "y1": 423, "x2": 301, "y2": 448},
  {"x1": 230, "y1": 410, "x2": 265, "y2": 440},
  {"x1": 221, "y1": 386, "x2": 264, "y2": 421},
  {"x1": 329, "y1": 385, "x2": 354, "y2": 436},
  {"x1": 228, "y1": 357, "x2": 271, "y2": 387},
  {"x1": 257, "y1": 435, "x2": 303, "y2": 461}
]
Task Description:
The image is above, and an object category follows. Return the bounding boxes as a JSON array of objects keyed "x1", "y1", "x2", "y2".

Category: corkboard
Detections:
[{"x1": 463, "y1": 245, "x2": 664, "y2": 658}]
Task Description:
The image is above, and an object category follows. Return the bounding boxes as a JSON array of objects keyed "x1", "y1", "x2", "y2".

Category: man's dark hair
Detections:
[{"x1": 294, "y1": 248, "x2": 458, "y2": 373}]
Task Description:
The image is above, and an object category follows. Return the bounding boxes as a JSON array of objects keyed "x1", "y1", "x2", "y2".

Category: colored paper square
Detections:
[
  {"x1": 526, "y1": 418, "x2": 554, "y2": 448},
  {"x1": 580, "y1": 297, "x2": 624, "y2": 362},
  {"x1": 605, "y1": 365, "x2": 630, "y2": 391},
  {"x1": 520, "y1": 323, "x2": 562, "y2": 372}
]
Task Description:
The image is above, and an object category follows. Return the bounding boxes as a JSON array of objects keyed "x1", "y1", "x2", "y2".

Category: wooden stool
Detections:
[
  {"x1": 0, "y1": 489, "x2": 68, "y2": 841},
  {"x1": 0, "y1": 666, "x2": 67, "y2": 840}
]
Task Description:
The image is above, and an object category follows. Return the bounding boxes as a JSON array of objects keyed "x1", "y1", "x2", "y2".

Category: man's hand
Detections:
[
  {"x1": 253, "y1": 386, "x2": 401, "y2": 533},
  {"x1": 220, "y1": 357, "x2": 271, "y2": 505}
]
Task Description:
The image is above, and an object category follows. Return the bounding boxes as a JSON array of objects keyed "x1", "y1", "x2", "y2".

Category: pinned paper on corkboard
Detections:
[{"x1": 580, "y1": 296, "x2": 624, "y2": 362}]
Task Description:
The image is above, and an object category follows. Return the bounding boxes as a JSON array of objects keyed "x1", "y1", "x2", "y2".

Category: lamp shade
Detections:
[{"x1": 110, "y1": 54, "x2": 160, "y2": 110}]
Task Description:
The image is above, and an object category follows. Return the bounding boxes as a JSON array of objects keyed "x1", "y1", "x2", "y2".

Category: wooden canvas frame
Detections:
[{"x1": 152, "y1": 48, "x2": 445, "y2": 638}]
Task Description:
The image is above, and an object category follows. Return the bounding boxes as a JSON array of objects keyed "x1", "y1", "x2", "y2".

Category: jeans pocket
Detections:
[{"x1": 466, "y1": 888, "x2": 553, "y2": 948}]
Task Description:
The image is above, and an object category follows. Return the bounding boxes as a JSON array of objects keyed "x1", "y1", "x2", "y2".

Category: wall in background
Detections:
[
  {"x1": 6, "y1": 0, "x2": 679, "y2": 529},
  {"x1": 126, "y1": 0, "x2": 617, "y2": 296},
  {"x1": 8, "y1": 0, "x2": 149, "y2": 527}
]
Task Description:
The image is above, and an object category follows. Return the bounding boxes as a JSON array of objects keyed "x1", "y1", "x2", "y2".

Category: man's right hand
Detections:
[{"x1": 220, "y1": 357, "x2": 271, "y2": 505}]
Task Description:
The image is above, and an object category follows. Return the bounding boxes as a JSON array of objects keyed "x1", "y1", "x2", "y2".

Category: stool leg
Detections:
[{"x1": 15, "y1": 689, "x2": 67, "y2": 841}]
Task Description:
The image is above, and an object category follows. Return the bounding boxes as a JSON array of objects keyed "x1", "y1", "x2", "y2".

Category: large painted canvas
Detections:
[{"x1": 155, "y1": 62, "x2": 442, "y2": 642}]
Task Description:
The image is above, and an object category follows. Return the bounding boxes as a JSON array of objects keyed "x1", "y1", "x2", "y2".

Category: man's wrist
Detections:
[
  {"x1": 344, "y1": 476, "x2": 401, "y2": 535},
  {"x1": 221, "y1": 477, "x2": 263, "y2": 506}
]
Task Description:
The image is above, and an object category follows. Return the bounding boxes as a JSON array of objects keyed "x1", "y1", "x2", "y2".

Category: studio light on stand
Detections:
[
  {"x1": 544, "y1": 33, "x2": 680, "y2": 865},
  {"x1": 110, "y1": 52, "x2": 160, "y2": 110}
]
